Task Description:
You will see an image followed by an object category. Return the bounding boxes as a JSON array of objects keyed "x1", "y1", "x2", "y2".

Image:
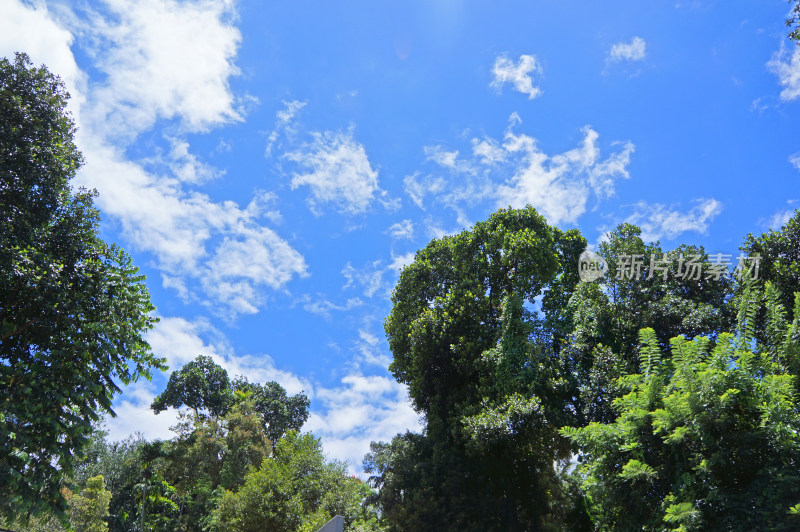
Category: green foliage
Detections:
[
  {"x1": 73, "y1": 428, "x2": 147, "y2": 532},
  {"x1": 562, "y1": 287, "x2": 800, "y2": 530},
  {"x1": 0, "y1": 52, "x2": 164, "y2": 522},
  {"x1": 69, "y1": 475, "x2": 112, "y2": 532},
  {"x1": 232, "y1": 377, "x2": 311, "y2": 449},
  {"x1": 151, "y1": 355, "x2": 310, "y2": 446},
  {"x1": 788, "y1": 1, "x2": 800, "y2": 44},
  {"x1": 742, "y1": 209, "x2": 800, "y2": 322},
  {"x1": 372, "y1": 207, "x2": 588, "y2": 530},
  {"x1": 210, "y1": 431, "x2": 379, "y2": 532},
  {"x1": 151, "y1": 355, "x2": 233, "y2": 418},
  {"x1": 562, "y1": 224, "x2": 734, "y2": 424}
]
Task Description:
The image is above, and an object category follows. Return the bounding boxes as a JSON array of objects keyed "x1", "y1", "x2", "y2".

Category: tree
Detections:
[
  {"x1": 232, "y1": 378, "x2": 310, "y2": 449},
  {"x1": 151, "y1": 355, "x2": 310, "y2": 443},
  {"x1": 69, "y1": 475, "x2": 112, "y2": 532},
  {"x1": 146, "y1": 359, "x2": 310, "y2": 529},
  {"x1": 151, "y1": 355, "x2": 233, "y2": 419},
  {"x1": 0, "y1": 53, "x2": 164, "y2": 522},
  {"x1": 73, "y1": 426, "x2": 149, "y2": 532},
  {"x1": 562, "y1": 224, "x2": 734, "y2": 424},
  {"x1": 562, "y1": 284, "x2": 800, "y2": 530},
  {"x1": 372, "y1": 207, "x2": 587, "y2": 530},
  {"x1": 741, "y1": 209, "x2": 800, "y2": 323},
  {"x1": 210, "y1": 431, "x2": 380, "y2": 532}
]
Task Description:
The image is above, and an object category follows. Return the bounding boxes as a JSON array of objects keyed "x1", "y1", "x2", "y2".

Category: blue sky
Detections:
[{"x1": 2, "y1": 0, "x2": 799, "y2": 472}]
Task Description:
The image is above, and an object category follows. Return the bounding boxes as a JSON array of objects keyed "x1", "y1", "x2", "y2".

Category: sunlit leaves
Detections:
[{"x1": 0, "y1": 53, "x2": 163, "y2": 522}]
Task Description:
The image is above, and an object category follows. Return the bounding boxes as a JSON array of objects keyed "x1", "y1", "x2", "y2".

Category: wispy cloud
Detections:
[
  {"x1": 766, "y1": 208, "x2": 794, "y2": 230},
  {"x1": 306, "y1": 373, "x2": 421, "y2": 473},
  {"x1": 355, "y1": 329, "x2": 392, "y2": 368},
  {"x1": 342, "y1": 260, "x2": 387, "y2": 298},
  {"x1": 497, "y1": 126, "x2": 635, "y2": 224},
  {"x1": 387, "y1": 219, "x2": 414, "y2": 240},
  {"x1": 623, "y1": 198, "x2": 723, "y2": 242},
  {"x1": 412, "y1": 115, "x2": 634, "y2": 226},
  {"x1": 388, "y1": 251, "x2": 416, "y2": 272},
  {"x1": 265, "y1": 99, "x2": 306, "y2": 158},
  {"x1": 768, "y1": 44, "x2": 800, "y2": 101},
  {"x1": 490, "y1": 53, "x2": 543, "y2": 99},
  {"x1": 790, "y1": 152, "x2": 800, "y2": 171},
  {"x1": 403, "y1": 172, "x2": 447, "y2": 210},
  {"x1": 298, "y1": 294, "x2": 365, "y2": 320},
  {"x1": 608, "y1": 37, "x2": 647, "y2": 63},
  {"x1": 285, "y1": 129, "x2": 387, "y2": 215}
]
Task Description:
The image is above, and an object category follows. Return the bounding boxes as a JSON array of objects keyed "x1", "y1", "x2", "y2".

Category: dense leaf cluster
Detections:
[
  {"x1": 0, "y1": 53, "x2": 164, "y2": 522},
  {"x1": 367, "y1": 207, "x2": 800, "y2": 531}
]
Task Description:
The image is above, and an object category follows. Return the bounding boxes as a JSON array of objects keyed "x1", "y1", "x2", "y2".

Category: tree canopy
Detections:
[
  {"x1": 563, "y1": 283, "x2": 800, "y2": 530},
  {"x1": 373, "y1": 207, "x2": 587, "y2": 530},
  {"x1": 0, "y1": 52, "x2": 164, "y2": 522}
]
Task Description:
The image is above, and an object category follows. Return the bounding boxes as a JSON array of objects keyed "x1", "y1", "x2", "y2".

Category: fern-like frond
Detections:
[
  {"x1": 639, "y1": 328, "x2": 662, "y2": 376},
  {"x1": 765, "y1": 281, "x2": 788, "y2": 355},
  {"x1": 736, "y1": 281, "x2": 761, "y2": 351}
]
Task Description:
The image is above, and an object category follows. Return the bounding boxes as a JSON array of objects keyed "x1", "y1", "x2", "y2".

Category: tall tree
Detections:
[
  {"x1": 68, "y1": 475, "x2": 112, "y2": 532},
  {"x1": 373, "y1": 207, "x2": 587, "y2": 530},
  {"x1": 151, "y1": 355, "x2": 233, "y2": 419},
  {"x1": 0, "y1": 53, "x2": 164, "y2": 522},
  {"x1": 232, "y1": 378, "x2": 310, "y2": 450}
]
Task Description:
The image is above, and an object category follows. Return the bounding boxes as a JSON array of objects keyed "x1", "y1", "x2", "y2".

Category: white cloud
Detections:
[
  {"x1": 609, "y1": 37, "x2": 647, "y2": 63},
  {"x1": 472, "y1": 137, "x2": 506, "y2": 164},
  {"x1": 766, "y1": 208, "x2": 795, "y2": 230},
  {"x1": 768, "y1": 44, "x2": 800, "y2": 101},
  {"x1": 355, "y1": 330, "x2": 392, "y2": 368},
  {"x1": 299, "y1": 294, "x2": 365, "y2": 319},
  {"x1": 790, "y1": 152, "x2": 800, "y2": 171},
  {"x1": 408, "y1": 117, "x2": 634, "y2": 226},
  {"x1": 306, "y1": 373, "x2": 421, "y2": 474},
  {"x1": 105, "y1": 380, "x2": 179, "y2": 442},
  {"x1": 0, "y1": 1, "x2": 86, "y2": 117},
  {"x1": 78, "y1": 140, "x2": 308, "y2": 316},
  {"x1": 624, "y1": 198, "x2": 723, "y2": 242},
  {"x1": 490, "y1": 53, "x2": 542, "y2": 99},
  {"x1": 497, "y1": 125, "x2": 635, "y2": 224},
  {"x1": 201, "y1": 225, "x2": 308, "y2": 316},
  {"x1": 147, "y1": 316, "x2": 229, "y2": 368},
  {"x1": 403, "y1": 172, "x2": 447, "y2": 209},
  {"x1": 388, "y1": 251, "x2": 416, "y2": 272},
  {"x1": 265, "y1": 99, "x2": 306, "y2": 158},
  {"x1": 82, "y1": 0, "x2": 245, "y2": 140},
  {"x1": 388, "y1": 219, "x2": 414, "y2": 240},
  {"x1": 424, "y1": 145, "x2": 462, "y2": 169},
  {"x1": 1, "y1": 1, "x2": 306, "y2": 317},
  {"x1": 286, "y1": 130, "x2": 385, "y2": 215},
  {"x1": 166, "y1": 137, "x2": 221, "y2": 184},
  {"x1": 342, "y1": 260, "x2": 386, "y2": 298}
]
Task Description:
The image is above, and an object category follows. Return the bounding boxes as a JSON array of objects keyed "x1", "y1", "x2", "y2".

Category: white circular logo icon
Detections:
[{"x1": 578, "y1": 250, "x2": 607, "y2": 282}]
